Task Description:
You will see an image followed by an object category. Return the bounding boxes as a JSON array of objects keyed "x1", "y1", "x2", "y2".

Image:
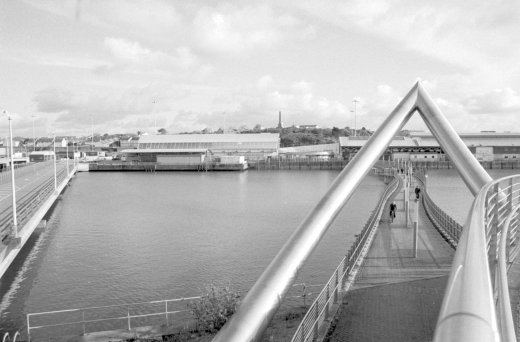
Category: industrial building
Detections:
[
  {"x1": 121, "y1": 133, "x2": 280, "y2": 164},
  {"x1": 339, "y1": 132, "x2": 520, "y2": 162}
]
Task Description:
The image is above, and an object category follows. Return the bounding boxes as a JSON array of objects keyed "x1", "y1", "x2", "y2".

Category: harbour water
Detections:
[
  {"x1": 0, "y1": 170, "x2": 385, "y2": 334},
  {"x1": 426, "y1": 169, "x2": 520, "y2": 224}
]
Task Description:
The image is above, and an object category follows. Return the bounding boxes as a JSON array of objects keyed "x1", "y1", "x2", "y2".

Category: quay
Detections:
[{"x1": 0, "y1": 160, "x2": 77, "y2": 279}]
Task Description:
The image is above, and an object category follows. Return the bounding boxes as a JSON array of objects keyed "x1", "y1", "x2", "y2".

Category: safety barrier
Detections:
[
  {"x1": 415, "y1": 172, "x2": 463, "y2": 247},
  {"x1": 26, "y1": 297, "x2": 201, "y2": 341},
  {"x1": 433, "y1": 174, "x2": 520, "y2": 342},
  {"x1": 290, "y1": 175, "x2": 401, "y2": 342},
  {"x1": 0, "y1": 161, "x2": 71, "y2": 241},
  {"x1": 2, "y1": 331, "x2": 20, "y2": 342}
]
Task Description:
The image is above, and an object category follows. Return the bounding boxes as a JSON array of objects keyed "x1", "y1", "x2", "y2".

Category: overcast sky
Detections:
[{"x1": 1, "y1": 0, "x2": 519, "y2": 137}]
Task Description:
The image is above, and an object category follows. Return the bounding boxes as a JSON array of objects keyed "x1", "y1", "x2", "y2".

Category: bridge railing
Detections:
[
  {"x1": 26, "y1": 297, "x2": 201, "y2": 341},
  {"x1": 290, "y1": 175, "x2": 401, "y2": 342},
  {"x1": 414, "y1": 171, "x2": 463, "y2": 246},
  {"x1": 0, "y1": 161, "x2": 71, "y2": 242},
  {"x1": 434, "y1": 174, "x2": 520, "y2": 342}
]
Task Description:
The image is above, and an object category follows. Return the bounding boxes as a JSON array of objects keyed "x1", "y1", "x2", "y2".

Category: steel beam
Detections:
[
  {"x1": 415, "y1": 83, "x2": 491, "y2": 195},
  {"x1": 212, "y1": 81, "x2": 491, "y2": 342}
]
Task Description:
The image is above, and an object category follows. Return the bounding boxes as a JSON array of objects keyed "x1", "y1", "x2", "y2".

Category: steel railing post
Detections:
[
  {"x1": 165, "y1": 301, "x2": 168, "y2": 326},
  {"x1": 127, "y1": 307, "x2": 131, "y2": 331},
  {"x1": 26, "y1": 315, "x2": 31, "y2": 342},
  {"x1": 489, "y1": 184, "x2": 500, "y2": 289},
  {"x1": 334, "y1": 270, "x2": 339, "y2": 304},
  {"x1": 313, "y1": 304, "x2": 318, "y2": 340},
  {"x1": 325, "y1": 286, "x2": 330, "y2": 321}
]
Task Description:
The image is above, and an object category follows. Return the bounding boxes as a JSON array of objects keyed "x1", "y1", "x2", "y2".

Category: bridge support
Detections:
[{"x1": 212, "y1": 81, "x2": 493, "y2": 342}]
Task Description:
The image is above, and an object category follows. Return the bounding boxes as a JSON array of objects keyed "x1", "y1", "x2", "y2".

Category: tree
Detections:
[{"x1": 157, "y1": 128, "x2": 168, "y2": 135}]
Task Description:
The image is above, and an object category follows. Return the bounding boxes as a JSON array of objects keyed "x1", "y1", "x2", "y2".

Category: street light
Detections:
[
  {"x1": 53, "y1": 134, "x2": 57, "y2": 191},
  {"x1": 352, "y1": 98, "x2": 359, "y2": 137},
  {"x1": 31, "y1": 114, "x2": 38, "y2": 152},
  {"x1": 2, "y1": 110, "x2": 18, "y2": 238}
]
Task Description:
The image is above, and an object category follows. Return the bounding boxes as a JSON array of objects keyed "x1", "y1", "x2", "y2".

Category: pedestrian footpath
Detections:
[{"x1": 326, "y1": 177, "x2": 455, "y2": 342}]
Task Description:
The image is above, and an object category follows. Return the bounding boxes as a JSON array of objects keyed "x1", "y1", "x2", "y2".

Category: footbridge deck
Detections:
[{"x1": 326, "y1": 175, "x2": 455, "y2": 341}]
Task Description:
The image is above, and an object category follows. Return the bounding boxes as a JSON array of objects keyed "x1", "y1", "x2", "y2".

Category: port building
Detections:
[
  {"x1": 339, "y1": 132, "x2": 520, "y2": 162},
  {"x1": 121, "y1": 133, "x2": 280, "y2": 164}
]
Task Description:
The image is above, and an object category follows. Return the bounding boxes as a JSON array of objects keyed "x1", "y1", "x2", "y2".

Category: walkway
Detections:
[{"x1": 326, "y1": 178, "x2": 455, "y2": 342}]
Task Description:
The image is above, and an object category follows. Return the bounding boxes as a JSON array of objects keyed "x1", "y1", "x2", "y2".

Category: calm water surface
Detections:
[
  {"x1": 424, "y1": 169, "x2": 520, "y2": 224},
  {"x1": 0, "y1": 170, "x2": 385, "y2": 333}
]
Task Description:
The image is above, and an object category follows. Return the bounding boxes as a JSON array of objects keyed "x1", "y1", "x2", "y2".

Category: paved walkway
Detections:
[{"x1": 327, "y1": 179, "x2": 455, "y2": 342}]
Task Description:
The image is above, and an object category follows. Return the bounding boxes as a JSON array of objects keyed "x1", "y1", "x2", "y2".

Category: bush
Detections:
[{"x1": 188, "y1": 284, "x2": 240, "y2": 333}]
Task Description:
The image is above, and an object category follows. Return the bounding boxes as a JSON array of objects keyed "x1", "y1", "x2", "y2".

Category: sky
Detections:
[{"x1": 0, "y1": 0, "x2": 519, "y2": 137}]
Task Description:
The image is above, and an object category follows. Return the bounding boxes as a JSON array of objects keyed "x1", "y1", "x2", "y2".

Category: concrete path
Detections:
[{"x1": 326, "y1": 179, "x2": 455, "y2": 342}]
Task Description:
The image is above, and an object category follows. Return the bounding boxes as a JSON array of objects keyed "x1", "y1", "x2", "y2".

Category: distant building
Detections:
[
  {"x1": 121, "y1": 133, "x2": 280, "y2": 163},
  {"x1": 340, "y1": 132, "x2": 520, "y2": 162},
  {"x1": 278, "y1": 143, "x2": 340, "y2": 159},
  {"x1": 298, "y1": 125, "x2": 320, "y2": 130}
]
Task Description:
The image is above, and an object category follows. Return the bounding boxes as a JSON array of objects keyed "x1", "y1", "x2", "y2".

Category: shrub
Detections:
[{"x1": 188, "y1": 284, "x2": 240, "y2": 333}]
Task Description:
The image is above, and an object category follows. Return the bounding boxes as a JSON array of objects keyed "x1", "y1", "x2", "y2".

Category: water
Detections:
[
  {"x1": 0, "y1": 170, "x2": 385, "y2": 334},
  {"x1": 424, "y1": 169, "x2": 520, "y2": 224}
]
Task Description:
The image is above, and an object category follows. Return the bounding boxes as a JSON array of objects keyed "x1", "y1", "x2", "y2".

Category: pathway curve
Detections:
[{"x1": 326, "y1": 178, "x2": 455, "y2": 342}]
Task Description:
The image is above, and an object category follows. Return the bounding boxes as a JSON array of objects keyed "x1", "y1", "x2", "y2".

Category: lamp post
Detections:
[
  {"x1": 66, "y1": 139, "x2": 69, "y2": 176},
  {"x1": 91, "y1": 116, "x2": 94, "y2": 151},
  {"x1": 2, "y1": 110, "x2": 18, "y2": 238},
  {"x1": 53, "y1": 134, "x2": 57, "y2": 191},
  {"x1": 352, "y1": 98, "x2": 359, "y2": 137},
  {"x1": 31, "y1": 115, "x2": 38, "y2": 152}
]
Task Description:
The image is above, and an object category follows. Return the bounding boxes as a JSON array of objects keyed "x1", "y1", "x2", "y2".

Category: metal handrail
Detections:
[
  {"x1": 415, "y1": 172, "x2": 463, "y2": 245},
  {"x1": 2, "y1": 332, "x2": 20, "y2": 342},
  {"x1": 433, "y1": 174, "x2": 520, "y2": 342},
  {"x1": 27, "y1": 296, "x2": 201, "y2": 341},
  {"x1": 496, "y1": 204, "x2": 520, "y2": 342},
  {"x1": 290, "y1": 175, "x2": 400, "y2": 342},
  {"x1": 0, "y1": 161, "x2": 69, "y2": 239}
]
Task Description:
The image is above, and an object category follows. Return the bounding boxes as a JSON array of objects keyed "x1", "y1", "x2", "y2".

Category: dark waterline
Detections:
[{"x1": 0, "y1": 170, "x2": 385, "y2": 334}]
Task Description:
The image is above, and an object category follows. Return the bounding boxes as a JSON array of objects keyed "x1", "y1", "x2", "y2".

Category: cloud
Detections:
[
  {"x1": 192, "y1": 3, "x2": 314, "y2": 54},
  {"x1": 23, "y1": 0, "x2": 180, "y2": 38},
  {"x1": 33, "y1": 86, "x2": 159, "y2": 128},
  {"x1": 183, "y1": 76, "x2": 349, "y2": 130},
  {"x1": 97, "y1": 37, "x2": 207, "y2": 76},
  {"x1": 298, "y1": 0, "x2": 520, "y2": 77},
  {"x1": 464, "y1": 88, "x2": 520, "y2": 114}
]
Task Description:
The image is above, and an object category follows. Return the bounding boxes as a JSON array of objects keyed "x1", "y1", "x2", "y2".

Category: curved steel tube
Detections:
[
  {"x1": 433, "y1": 180, "x2": 499, "y2": 342},
  {"x1": 213, "y1": 82, "x2": 492, "y2": 342},
  {"x1": 434, "y1": 175, "x2": 520, "y2": 342},
  {"x1": 496, "y1": 204, "x2": 520, "y2": 342}
]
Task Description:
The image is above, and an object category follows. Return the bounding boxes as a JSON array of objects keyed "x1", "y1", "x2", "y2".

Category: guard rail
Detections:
[
  {"x1": 290, "y1": 175, "x2": 401, "y2": 342},
  {"x1": 433, "y1": 174, "x2": 520, "y2": 342}
]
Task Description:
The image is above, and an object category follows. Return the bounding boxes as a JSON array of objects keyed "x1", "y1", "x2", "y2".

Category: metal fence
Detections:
[
  {"x1": 2, "y1": 331, "x2": 21, "y2": 342},
  {"x1": 0, "y1": 162, "x2": 74, "y2": 241},
  {"x1": 290, "y1": 174, "x2": 401, "y2": 342},
  {"x1": 0, "y1": 161, "x2": 72, "y2": 241},
  {"x1": 26, "y1": 297, "x2": 201, "y2": 341},
  {"x1": 415, "y1": 171, "x2": 463, "y2": 247},
  {"x1": 433, "y1": 174, "x2": 520, "y2": 342}
]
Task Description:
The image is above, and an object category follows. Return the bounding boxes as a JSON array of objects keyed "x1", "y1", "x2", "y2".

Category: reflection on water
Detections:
[
  {"x1": 0, "y1": 170, "x2": 385, "y2": 334},
  {"x1": 425, "y1": 169, "x2": 520, "y2": 224}
]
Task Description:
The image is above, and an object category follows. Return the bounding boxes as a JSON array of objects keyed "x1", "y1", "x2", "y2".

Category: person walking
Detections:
[
  {"x1": 415, "y1": 185, "x2": 421, "y2": 200},
  {"x1": 389, "y1": 201, "x2": 397, "y2": 222}
]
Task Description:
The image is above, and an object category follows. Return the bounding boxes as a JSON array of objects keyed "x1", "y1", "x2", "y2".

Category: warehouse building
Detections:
[
  {"x1": 340, "y1": 132, "x2": 520, "y2": 162},
  {"x1": 121, "y1": 133, "x2": 280, "y2": 164}
]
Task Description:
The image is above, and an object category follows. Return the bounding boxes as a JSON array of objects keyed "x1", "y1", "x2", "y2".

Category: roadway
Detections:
[{"x1": 0, "y1": 160, "x2": 71, "y2": 245}]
